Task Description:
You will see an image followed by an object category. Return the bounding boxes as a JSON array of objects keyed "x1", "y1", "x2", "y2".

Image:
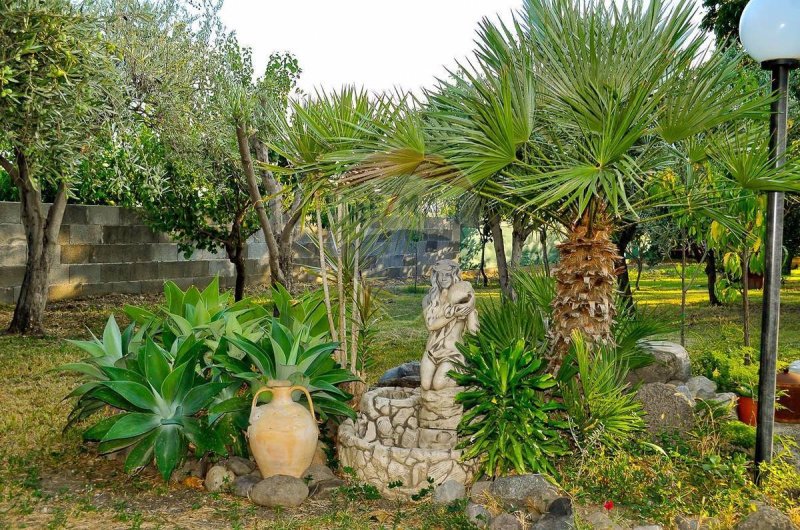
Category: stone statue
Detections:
[{"x1": 421, "y1": 260, "x2": 479, "y2": 391}]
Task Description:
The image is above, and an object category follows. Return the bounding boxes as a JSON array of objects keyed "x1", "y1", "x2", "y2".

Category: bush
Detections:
[
  {"x1": 452, "y1": 339, "x2": 568, "y2": 477},
  {"x1": 694, "y1": 346, "x2": 760, "y2": 396},
  {"x1": 720, "y1": 421, "x2": 756, "y2": 450}
]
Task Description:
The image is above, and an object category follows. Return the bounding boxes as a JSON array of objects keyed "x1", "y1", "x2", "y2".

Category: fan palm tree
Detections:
[{"x1": 329, "y1": 0, "x2": 787, "y2": 372}]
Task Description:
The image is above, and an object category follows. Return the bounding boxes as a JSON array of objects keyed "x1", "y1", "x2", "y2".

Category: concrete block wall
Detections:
[{"x1": 0, "y1": 202, "x2": 459, "y2": 304}]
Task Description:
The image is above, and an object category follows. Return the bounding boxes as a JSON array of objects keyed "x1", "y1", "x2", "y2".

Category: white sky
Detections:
[{"x1": 220, "y1": 0, "x2": 707, "y2": 95}]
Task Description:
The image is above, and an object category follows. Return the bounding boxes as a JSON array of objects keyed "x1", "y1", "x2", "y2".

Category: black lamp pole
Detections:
[{"x1": 755, "y1": 58, "x2": 798, "y2": 483}]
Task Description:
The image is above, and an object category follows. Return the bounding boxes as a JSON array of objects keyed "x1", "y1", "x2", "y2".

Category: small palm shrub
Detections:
[
  {"x1": 559, "y1": 332, "x2": 645, "y2": 449},
  {"x1": 452, "y1": 339, "x2": 568, "y2": 477}
]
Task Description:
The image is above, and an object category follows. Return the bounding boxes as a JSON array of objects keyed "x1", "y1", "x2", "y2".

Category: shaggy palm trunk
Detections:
[
  {"x1": 316, "y1": 198, "x2": 338, "y2": 342},
  {"x1": 488, "y1": 211, "x2": 513, "y2": 299},
  {"x1": 335, "y1": 202, "x2": 348, "y2": 366},
  {"x1": 540, "y1": 227, "x2": 550, "y2": 277},
  {"x1": 550, "y1": 211, "x2": 619, "y2": 373}
]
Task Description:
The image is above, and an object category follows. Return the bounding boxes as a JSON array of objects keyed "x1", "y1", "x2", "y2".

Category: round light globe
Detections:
[{"x1": 740, "y1": 0, "x2": 800, "y2": 63}]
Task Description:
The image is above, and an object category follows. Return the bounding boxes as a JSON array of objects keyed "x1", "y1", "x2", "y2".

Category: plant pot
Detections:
[
  {"x1": 737, "y1": 395, "x2": 757, "y2": 426},
  {"x1": 776, "y1": 370, "x2": 800, "y2": 424}
]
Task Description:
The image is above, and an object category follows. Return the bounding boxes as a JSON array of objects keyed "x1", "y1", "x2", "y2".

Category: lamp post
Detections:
[{"x1": 739, "y1": 0, "x2": 800, "y2": 483}]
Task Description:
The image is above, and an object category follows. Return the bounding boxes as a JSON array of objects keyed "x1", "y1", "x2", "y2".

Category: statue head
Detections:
[{"x1": 431, "y1": 259, "x2": 461, "y2": 291}]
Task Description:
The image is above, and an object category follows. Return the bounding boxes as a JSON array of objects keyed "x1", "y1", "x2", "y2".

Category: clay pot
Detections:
[
  {"x1": 248, "y1": 380, "x2": 318, "y2": 479},
  {"x1": 776, "y1": 369, "x2": 800, "y2": 424},
  {"x1": 737, "y1": 395, "x2": 757, "y2": 426}
]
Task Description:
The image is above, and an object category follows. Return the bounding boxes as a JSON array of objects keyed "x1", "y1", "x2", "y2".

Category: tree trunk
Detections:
[
  {"x1": 488, "y1": 211, "x2": 513, "y2": 299},
  {"x1": 335, "y1": 202, "x2": 348, "y2": 366},
  {"x1": 479, "y1": 223, "x2": 489, "y2": 288},
  {"x1": 316, "y1": 198, "x2": 338, "y2": 341},
  {"x1": 705, "y1": 249, "x2": 722, "y2": 306},
  {"x1": 6, "y1": 150, "x2": 68, "y2": 335},
  {"x1": 510, "y1": 212, "x2": 534, "y2": 268},
  {"x1": 742, "y1": 249, "x2": 751, "y2": 351},
  {"x1": 680, "y1": 237, "x2": 687, "y2": 347},
  {"x1": 351, "y1": 223, "x2": 361, "y2": 376},
  {"x1": 540, "y1": 226, "x2": 550, "y2": 277},
  {"x1": 235, "y1": 123, "x2": 284, "y2": 288},
  {"x1": 550, "y1": 210, "x2": 618, "y2": 373},
  {"x1": 634, "y1": 253, "x2": 644, "y2": 290},
  {"x1": 614, "y1": 222, "x2": 637, "y2": 310},
  {"x1": 224, "y1": 216, "x2": 247, "y2": 301}
]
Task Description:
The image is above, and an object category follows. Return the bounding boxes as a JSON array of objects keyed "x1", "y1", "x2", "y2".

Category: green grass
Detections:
[{"x1": 0, "y1": 266, "x2": 799, "y2": 528}]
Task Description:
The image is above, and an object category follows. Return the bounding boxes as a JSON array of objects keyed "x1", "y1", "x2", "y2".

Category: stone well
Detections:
[{"x1": 338, "y1": 386, "x2": 478, "y2": 499}]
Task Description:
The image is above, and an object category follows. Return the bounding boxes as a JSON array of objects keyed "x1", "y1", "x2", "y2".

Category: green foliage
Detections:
[
  {"x1": 559, "y1": 333, "x2": 645, "y2": 449},
  {"x1": 720, "y1": 421, "x2": 756, "y2": 450},
  {"x1": 221, "y1": 321, "x2": 358, "y2": 422},
  {"x1": 81, "y1": 338, "x2": 229, "y2": 480},
  {"x1": 694, "y1": 346, "x2": 760, "y2": 396},
  {"x1": 452, "y1": 340, "x2": 567, "y2": 477}
]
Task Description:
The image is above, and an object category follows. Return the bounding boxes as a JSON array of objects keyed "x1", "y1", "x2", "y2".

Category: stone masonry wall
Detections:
[{"x1": 0, "y1": 202, "x2": 459, "y2": 304}]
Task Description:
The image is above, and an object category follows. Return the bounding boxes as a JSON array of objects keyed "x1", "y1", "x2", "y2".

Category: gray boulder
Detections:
[
  {"x1": 204, "y1": 465, "x2": 235, "y2": 493},
  {"x1": 226, "y1": 456, "x2": 255, "y2": 476},
  {"x1": 630, "y1": 341, "x2": 692, "y2": 384},
  {"x1": 470, "y1": 480, "x2": 492, "y2": 503},
  {"x1": 309, "y1": 478, "x2": 345, "y2": 499},
  {"x1": 490, "y1": 513, "x2": 523, "y2": 530},
  {"x1": 250, "y1": 475, "x2": 309, "y2": 507},
  {"x1": 532, "y1": 514, "x2": 575, "y2": 530},
  {"x1": 675, "y1": 515, "x2": 715, "y2": 530},
  {"x1": 491, "y1": 474, "x2": 560, "y2": 513},
  {"x1": 735, "y1": 505, "x2": 795, "y2": 530},
  {"x1": 302, "y1": 463, "x2": 335, "y2": 487},
  {"x1": 686, "y1": 376, "x2": 718, "y2": 399},
  {"x1": 547, "y1": 497, "x2": 573, "y2": 517},
  {"x1": 376, "y1": 361, "x2": 421, "y2": 387},
  {"x1": 433, "y1": 480, "x2": 466, "y2": 504},
  {"x1": 232, "y1": 474, "x2": 261, "y2": 498},
  {"x1": 711, "y1": 392, "x2": 737, "y2": 407},
  {"x1": 633, "y1": 526, "x2": 664, "y2": 530},
  {"x1": 576, "y1": 506, "x2": 621, "y2": 529},
  {"x1": 466, "y1": 501, "x2": 492, "y2": 528},
  {"x1": 636, "y1": 382, "x2": 695, "y2": 439},
  {"x1": 675, "y1": 385, "x2": 695, "y2": 405}
]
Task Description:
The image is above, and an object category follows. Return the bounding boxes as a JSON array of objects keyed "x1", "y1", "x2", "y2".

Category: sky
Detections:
[{"x1": 220, "y1": 0, "x2": 707, "y2": 95}]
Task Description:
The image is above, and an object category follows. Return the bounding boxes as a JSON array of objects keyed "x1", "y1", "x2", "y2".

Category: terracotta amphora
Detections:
[{"x1": 248, "y1": 380, "x2": 318, "y2": 478}]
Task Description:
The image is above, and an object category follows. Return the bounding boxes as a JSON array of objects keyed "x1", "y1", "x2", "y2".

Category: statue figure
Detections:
[{"x1": 421, "y1": 260, "x2": 479, "y2": 391}]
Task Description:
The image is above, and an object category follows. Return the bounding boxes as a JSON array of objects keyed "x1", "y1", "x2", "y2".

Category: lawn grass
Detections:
[{"x1": 0, "y1": 266, "x2": 798, "y2": 528}]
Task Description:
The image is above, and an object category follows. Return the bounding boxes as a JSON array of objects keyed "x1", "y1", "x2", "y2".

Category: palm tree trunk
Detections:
[
  {"x1": 351, "y1": 223, "x2": 361, "y2": 375},
  {"x1": 488, "y1": 211, "x2": 513, "y2": 299},
  {"x1": 540, "y1": 226, "x2": 550, "y2": 277},
  {"x1": 680, "y1": 235, "x2": 687, "y2": 347},
  {"x1": 335, "y1": 202, "x2": 348, "y2": 366},
  {"x1": 316, "y1": 197, "x2": 337, "y2": 342},
  {"x1": 742, "y1": 249, "x2": 751, "y2": 351},
  {"x1": 705, "y1": 249, "x2": 722, "y2": 306},
  {"x1": 550, "y1": 210, "x2": 618, "y2": 373}
]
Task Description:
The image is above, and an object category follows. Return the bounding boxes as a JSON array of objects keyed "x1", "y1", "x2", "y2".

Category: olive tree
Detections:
[{"x1": 0, "y1": 0, "x2": 117, "y2": 334}]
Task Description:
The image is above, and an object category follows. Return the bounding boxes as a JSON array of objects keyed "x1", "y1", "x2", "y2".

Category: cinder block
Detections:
[
  {"x1": 92, "y1": 244, "x2": 153, "y2": 263},
  {"x1": 60, "y1": 245, "x2": 93, "y2": 264},
  {"x1": 0, "y1": 243, "x2": 28, "y2": 267},
  {"x1": 79, "y1": 280, "x2": 142, "y2": 297},
  {"x1": 158, "y1": 260, "x2": 209, "y2": 279},
  {"x1": 0, "y1": 286, "x2": 15, "y2": 305},
  {"x1": 62, "y1": 205, "x2": 88, "y2": 225},
  {"x1": 0, "y1": 223, "x2": 26, "y2": 244},
  {"x1": 118, "y1": 208, "x2": 143, "y2": 226},
  {"x1": 86, "y1": 205, "x2": 120, "y2": 225},
  {"x1": 102, "y1": 225, "x2": 160, "y2": 244},
  {"x1": 0, "y1": 202, "x2": 21, "y2": 224},
  {"x1": 178, "y1": 247, "x2": 223, "y2": 262},
  {"x1": 0, "y1": 265, "x2": 25, "y2": 287},
  {"x1": 49, "y1": 283, "x2": 81, "y2": 300},
  {"x1": 246, "y1": 242, "x2": 268, "y2": 259},
  {"x1": 208, "y1": 260, "x2": 235, "y2": 277},
  {"x1": 140, "y1": 278, "x2": 167, "y2": 294},
  {"x1": 170, "y1": 276, "x2": 215, "y2": 291},
  {"x1": 100, "y1": 262, "x2": 159, "y2": 282},
  {"x1": 50, "y1": 264, "x2": 70, "y2": 284},
  {"x1": 69, "y1": 264, "x2": 102, "y2": 284},
  {"x1": 58, "y1": 224, "x2": 70, "y2": 244},
  {"x1": 69, "y1": 224, "x2": 104, "y2": 244},
  {"x1": 152, "y1": 244, "x2": 179, "y2": 262}
]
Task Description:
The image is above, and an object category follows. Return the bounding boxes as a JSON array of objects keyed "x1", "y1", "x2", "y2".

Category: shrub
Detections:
[
  {"x1": 720, "y1": 421, "x2": 756, "y2": 450},
  {"x1": 559, "y1": 333, "x2": 645, "y2": 449},
  {"x1": 694, "y1": 346, "x2": 759, "y2": 396},
  {"x1": 452, "y1": 339, "x2": 568, "y2": 477}
]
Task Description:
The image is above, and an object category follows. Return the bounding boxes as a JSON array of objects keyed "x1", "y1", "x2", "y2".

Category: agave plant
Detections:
[
  {"x1": 452, "y1": 339, "x2": 568, "y2": 477},
  {"x1": 217, "y1": 320, "x2": 358, "y2": 421},
  {"x1": 80, "y1": 338, "x2": 230, "y2": 479}
]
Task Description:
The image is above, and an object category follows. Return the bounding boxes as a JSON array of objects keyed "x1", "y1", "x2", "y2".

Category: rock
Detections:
[
  {"x1": 433, "y1": 480, "x2": 466, "y2": 504},
  {"x1": 547, "y1": 497, "x2": 573, "y2": 517},
  {"x1": 675, "y1": 385, "x2": 695, "y2": 405},
  {"x1": 686, "y1": 376, "x2": 718, "y2": 399},
  {"x1": 490, "y1": 513, "x2": 523, "y2": 530},
  {"x1": 226, "y1": 456, "x2": 255, "y2": 476},
  {"x1": 376, "y1": 361, "x2": 421, "y2": 388},
  {"x1": 170, "y1": 459, "x2": 206, "y2": 483},
  {"x1": 248, "y1": 469, "x2": 262, "y2": 479},
  {"x1": 576, "y1": 506, "x2": 621, "y2": 530},
  {"x1": 532, "y1": 514, "x2": 575, "y2": 530},
  {"x1": 204, "y1": 465, "x2": 235, "y2": 493},
  {"x1": 635, "y1": 383, "x2": 695, "y2": 439},
  {"x1": 312, "y1": 440, "x2": 329, "y2": 466},
  {"x1": 711, "y1": 392, "x2": 737, "y2": 407},
  {"x1": 471, "y1": 480, "x2": 492, "y2": 503},
  {"x1": 302, "y1": 464, "x2": 335, "y2": 487},
  {"x1": 491, "y1": 474, "x2": 560, "y2": 513},
  {"x1": 735, "y1": 504, "x2": 795, "y2": 530},
  {"x1": 232, "y1": 474, "x2": 261, "y2": 498},
  {"x1": 633, "y1": 526, "x2": 664, "y2": 530},
  {"x1": 250, "y1": 475, "x2": 309, "y2": 507},
  {"x1": 675, "y1": 515, "x2": 715, "y2": 530},
  {"x1": 309, "y1": 478, "x2": 345, "y2": 499},
  {"x1": 631, "y1": 341, "x2": 692, "y2": 384},
  {"x1": 466, "y1": 502, "x2": 492, "y2": 528}
]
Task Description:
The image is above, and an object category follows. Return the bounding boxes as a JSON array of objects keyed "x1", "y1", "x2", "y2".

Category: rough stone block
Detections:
[
  {"x1": 0, "y1": 223, "x2": 26, "y2": 244},
  {"x1": 158, "y1": 260, "x2": 209, "y2": 279},
  {"x1": 92, "y1": 244, "x2": 153, "y2": 263},
  {"x1": 118, "y1": 208, "x2": 143, "y2": 226},
  {"x1": 140, "y1": 279, "x2": 167, "y2": 294},
  {"x1": 151, "y1": 244, "x2": 179, "y2": 262},
  {"x1": 81, "y1": 280, "x2": 142, "y2": 297},
  {"x1": 62, "y1": 205, "x2": 88, "y2": 225},
  {"x1": 58, "y1": 225, "x2": 70, "y2": 244},
  {"x1": 102, "y1": 225, "x2": 162, "y2": 244},
  {"x1": 69, "y1": 264, "x2": 102, "y2": 285},
  {"x1": 208, "y1": 260, "x2": 235, "y2": 277},
  {"x1": 49, "y1": 283, "x2": 81, "y2": 300},
  {"x1": 86, "y1": 205, "x2": 120, "y2": 225},
  {"x1": 0, "y1": 243, "x2": 28, "y2": 267},
  {"x1": 0, "y1": 202, "x2": 21, "y2": 224},
  {"x1": 0, "y1": 266, "x2": 25, "y2": 287},
  {"x1": 0, "y1": 286, "x2": 15, "y2": 305},
  {"x1": 69, "y1": 224, "x2": 104, "y2": 244},
  {"x1": 60, "y1": 245, "x2": 93, "y2": 264},
  {"x1": 100, "y1": 262, "x2": 159, "y2": 282}
]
